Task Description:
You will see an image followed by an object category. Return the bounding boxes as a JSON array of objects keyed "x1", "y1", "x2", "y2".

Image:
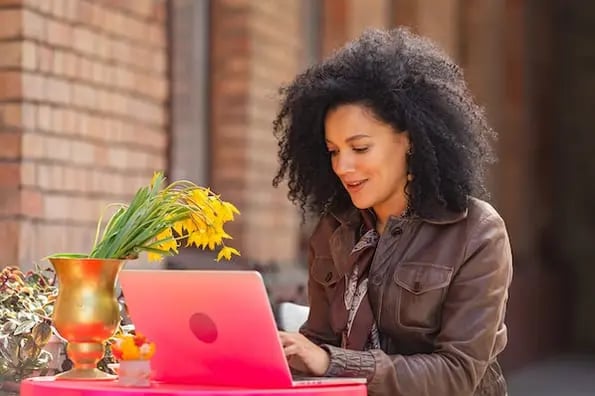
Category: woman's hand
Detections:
[{"x1": 278, "y1": 331, "x2": 330, "y2": 376}]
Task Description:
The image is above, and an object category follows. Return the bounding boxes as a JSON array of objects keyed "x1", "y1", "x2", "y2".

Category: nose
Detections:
[{"x1": 332, "y1": 152, "x2": 355, "y2": 176}]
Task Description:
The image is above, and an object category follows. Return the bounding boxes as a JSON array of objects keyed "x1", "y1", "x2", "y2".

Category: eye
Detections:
[
  {"x1": 327, "y1": 149, "x2": 338, "y2": 157},
  {"x1": 353, "y1": 147, "x2": 368, "y2": 153}
]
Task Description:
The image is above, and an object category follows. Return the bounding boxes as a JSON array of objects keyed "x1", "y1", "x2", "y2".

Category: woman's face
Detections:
[{"x1": 324, "y1": 103, "x2": 411, "y2": 220}]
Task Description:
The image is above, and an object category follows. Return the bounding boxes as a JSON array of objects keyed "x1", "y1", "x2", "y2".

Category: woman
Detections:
[{"x1": 273, "y1": 28, "x2": 512, "y2": 396}]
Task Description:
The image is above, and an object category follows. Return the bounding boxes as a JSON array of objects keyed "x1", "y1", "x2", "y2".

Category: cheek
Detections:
[
  {"x1": 379, "y1": 154, "x2": 408, "y2": 181},
  {"x1": 330, "y1": 157, "x2": 339, "y2": 174}
]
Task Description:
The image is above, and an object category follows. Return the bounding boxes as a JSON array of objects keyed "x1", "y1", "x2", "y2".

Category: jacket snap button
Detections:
[
  {"x1": 325, "y1": 272, "x2": 333, "y2": 282},
  {"x1": 391, "y1": 227, "x2": 403, "y2": 236},
  {"x1": 413, "y1": 281, "x2": 421, "y2": 291}
]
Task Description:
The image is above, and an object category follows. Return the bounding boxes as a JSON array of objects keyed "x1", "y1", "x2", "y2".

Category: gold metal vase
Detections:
[{"x1": 49, "y1": 257, "x2": 126, "y2": 380}]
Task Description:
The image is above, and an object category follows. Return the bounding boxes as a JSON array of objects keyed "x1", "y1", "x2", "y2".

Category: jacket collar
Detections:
[{"x1": 329, "y1": 198, "x2": 468, "y2": 226}]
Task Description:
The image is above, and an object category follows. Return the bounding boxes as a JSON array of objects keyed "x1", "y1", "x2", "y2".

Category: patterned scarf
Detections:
[{"x1": 331, "y1": 210, "x2": 381, "y2": 351}]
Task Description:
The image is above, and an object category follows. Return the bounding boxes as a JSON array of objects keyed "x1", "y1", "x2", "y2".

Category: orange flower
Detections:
[
  {"x1": 133, "y1": 333, "x2": 147, "y2": 347},
  {"x1": 110, "y1": 333, "x2": 156, "y2": 361}
]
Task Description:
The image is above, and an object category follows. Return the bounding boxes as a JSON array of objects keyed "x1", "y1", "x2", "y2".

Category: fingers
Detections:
[
  {"x1": 282, "y1": 343, "x2": 300, "y2": 357},
  {"x1": 278, "y1": 331, "x2": 303, "y2": 346},
  {"x1": 279, "y1": 332, "x2": 306, "y2": 356}
]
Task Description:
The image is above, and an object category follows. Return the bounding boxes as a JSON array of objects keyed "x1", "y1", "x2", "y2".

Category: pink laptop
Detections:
[{"x1": 118, "y1": 270, "x2": 366, "y2": 389}]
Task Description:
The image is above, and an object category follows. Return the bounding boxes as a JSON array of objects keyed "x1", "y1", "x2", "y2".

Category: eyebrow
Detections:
[{"x1": 326, "y1": 134, "x2": 371, "y2": 144}]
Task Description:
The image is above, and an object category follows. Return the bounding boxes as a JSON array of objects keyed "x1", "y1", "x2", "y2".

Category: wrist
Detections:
[
  {"x1": 313, "y1": 345, "x2": 331, "y2": 376},
  {"x1": 320, "y1": 344, "x2": 376, "y2": 379}
]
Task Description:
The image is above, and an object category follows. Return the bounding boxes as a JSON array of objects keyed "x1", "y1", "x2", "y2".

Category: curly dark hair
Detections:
[{"x1": 272, "y1": 27, "x2": 496, "y2": 218}]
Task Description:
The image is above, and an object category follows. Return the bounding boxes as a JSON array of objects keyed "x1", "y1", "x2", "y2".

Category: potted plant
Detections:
[
  {"x1": 0, "y1": 266, "x2": 57, "y2": 395},
  {"x1": 45, "y1": 171, "x2": 240, "y2": 380}
]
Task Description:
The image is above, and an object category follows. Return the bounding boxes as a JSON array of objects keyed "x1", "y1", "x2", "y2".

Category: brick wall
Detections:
[
  {"x1": 210, "y1": 0, "x2": 304, "y2": 266},
  {"x1": 0, "y1": 0, "x2": 169, "y2": 269}
]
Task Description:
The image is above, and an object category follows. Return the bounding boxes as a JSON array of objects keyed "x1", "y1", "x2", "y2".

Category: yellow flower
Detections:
[
  {"x1": 216, "y1": 246, "x2": 240, "y2": 262},
  {"x1": 147, "y1": 251, "x2": 162, "y2": 262},
  {"x1": 172, "y1": 220, "x2": 185, "y2": 236},
  {"x1": 156, "y1": 228, "x2": 178, "y2": 254},
  {"x1": 186, "y1": 228, "x2": 204, "y2": 248},
  {"x1": 221, "y1": 202, "x2": 240, "y2": 222},
  {"x1": 75, "y1": 171, "x2": 242, "y2": 262}
]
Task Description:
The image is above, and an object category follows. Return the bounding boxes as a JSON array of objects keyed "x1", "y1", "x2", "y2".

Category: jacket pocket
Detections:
[
  {"x1": 393, "y1": 262, "x2": 453, "y2": 331},
  {"x1": 311, "y1": 257, "x2": 343, "y2": 288}
]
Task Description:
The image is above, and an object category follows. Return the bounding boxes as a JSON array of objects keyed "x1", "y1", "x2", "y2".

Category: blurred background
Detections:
[{"x1": 1, "y1": 0, "x2": 594, "y2": 393}]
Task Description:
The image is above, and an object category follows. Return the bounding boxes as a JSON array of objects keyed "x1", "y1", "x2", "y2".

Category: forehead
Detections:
[{"x1": 324, "y1": 104, "x2": 397, "y2": 141}]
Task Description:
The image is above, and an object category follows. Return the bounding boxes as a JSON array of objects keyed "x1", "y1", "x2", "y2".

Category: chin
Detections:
[{"x1": 349, "y1": 196, "x2": 373, "y2": 210}]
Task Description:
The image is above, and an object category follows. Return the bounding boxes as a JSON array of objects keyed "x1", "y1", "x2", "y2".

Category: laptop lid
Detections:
[{"x1": 118, "y1": 269, "x2": 293, "y2": 388}]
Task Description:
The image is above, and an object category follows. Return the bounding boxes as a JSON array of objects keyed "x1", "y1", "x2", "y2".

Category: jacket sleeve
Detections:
[{"x1": 321, "y1": 212, "x2": 513, "y2": 396}]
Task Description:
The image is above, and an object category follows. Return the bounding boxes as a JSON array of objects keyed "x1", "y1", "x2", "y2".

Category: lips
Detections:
[{"x1": 344, "y1": 179, "x2": 367, "y2": 193}]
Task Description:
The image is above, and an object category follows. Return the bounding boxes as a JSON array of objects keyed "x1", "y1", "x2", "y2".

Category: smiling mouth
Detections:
[{"x1": 344, "y1": 180, "x2": 367, "y2": 192}]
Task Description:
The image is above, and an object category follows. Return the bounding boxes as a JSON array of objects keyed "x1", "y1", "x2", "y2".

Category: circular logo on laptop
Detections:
[{"x1": 189, "y1": 312, "x2": 218, "y2": 343}]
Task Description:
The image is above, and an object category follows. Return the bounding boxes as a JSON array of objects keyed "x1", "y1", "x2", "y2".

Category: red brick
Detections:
[
  {"x1": 149, "y1": 24, "x2": 166, "y2": 48},
  {"x1": 89, "y1": 2, "x2": 104, "y2": 30},
  {"x1": 51, "y1": 0, "x2": 66, "y2": 18},
  {"x1": 101, "y1": 7, "x2": 122, "y2": 38},
  {"x1": 151, "y1": 0, "x2": 167, "y2": 23},
  {"x1": 62, "y1": 108, "x2": 76, "y2": 135},
  {"x1": 63, "y1": 0, "x2": 78, "y2": 21},
  {"x1": 0, "y1": 220, "x2": 19, "y2": 265},
  {"x1": 43, "y1": 194, "x2": 69, "y2": 220},
  {"x1": 37, "y1": 105, "x2": 51, "y2": 131},
  {"x1": 20, "y1": 161, "x2": 35, "y2": 186},
  {"x1": 20, "y1": 103, "x2": 36, "y2": 130},
  {"x1": 0, "y1": 103, "x2": 22, "y2": 128},
  {"x1": 0, "y1": 9, "x2": 22, "y2": 39},
  {"x1": 37, "y1": 0, "x2": 52, "y2": 14},
  {"x1": 21, "y1": 72, "x2": 44, "y2": 100},
  {"x1": 0, "y1": 132, "x2": 21, "y2": 160},
  {"x1": 52, "y1": 49, "x2": 65, "y2": 75},
  {"x1": 71, "y1": 140, "x2": 94, "y2": 165},
  {"x1": 126, "y1": 0, "x2": 153, "y2": 19},
  {"x1": 0, "y1": 163, "x2": 20, "y2": 188},
  {"x1": 20, "y1": 188, "x2": 42, "y2": 217},
  {"x1": 0, "y1": 41, "x2": 21, "y2": 68},
  {"x1": 0, "y1": 71, "x2": 21, "y2": 100},
  {"x1": 45, "y1": 77, "x2": 71, "y2": 104},
  {"x1": 77, "y1": 57, "x2": 93, "y2": 81},
  {"x1": 37, "y1": 45, "x2": 53, "y2": 73},
  {"x1": 21, "y1": 132, "x2": 43, "y2": 159},
  {"x1": 21, "y1": 41, "x2": 37, "y2": 70},
  {"x1": 63, "y1": 52, "x2": 78, "y2": 78},
  {"x1": 73, "y1": 27, "x2": 94, "y2": 56},
  {"x1": 47, "y1": 20, "x2": 72, "y2": 48},
  {"x1": 21, "y1": 9, "x2": 45, "y2": 41},
  {"x1": 44, "y1": 135, "x2": 71, "y2": 162},
  {"x1": 75, "y1": 0, "x2": 93, "y2": 25},
  {"x1": 50, "y1": 107, "x2": 65, "y2": 133}
]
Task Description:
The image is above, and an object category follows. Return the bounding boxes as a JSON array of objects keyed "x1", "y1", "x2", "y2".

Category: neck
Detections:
[{"x1": 373, "y1": 200, "x2": 409, "y2": 234}]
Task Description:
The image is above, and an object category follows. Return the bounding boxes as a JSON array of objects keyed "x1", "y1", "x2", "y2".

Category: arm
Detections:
[{"x1": 322, "y1": 213, "x2": 513, "y2": 396}]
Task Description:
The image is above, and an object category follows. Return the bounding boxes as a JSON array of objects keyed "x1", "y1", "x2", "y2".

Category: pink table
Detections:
[{"x1": 21, "y1": 377, "x2": 367, "y2": 396}]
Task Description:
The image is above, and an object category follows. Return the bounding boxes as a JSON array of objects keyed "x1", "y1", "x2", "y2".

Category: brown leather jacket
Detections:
[{"x1": 300, "y1": 197, "x2": 512, "y2": 396}]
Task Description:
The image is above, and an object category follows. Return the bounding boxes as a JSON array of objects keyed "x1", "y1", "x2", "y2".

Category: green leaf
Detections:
[{"x1": 13, "y1": 320, "x2": 36, "y2": 336}]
